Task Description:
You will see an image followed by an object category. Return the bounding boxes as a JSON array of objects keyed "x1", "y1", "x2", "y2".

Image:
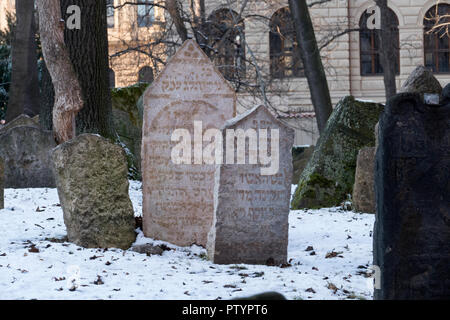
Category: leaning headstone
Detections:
[
  {"x1": 352, "y1": 147, "x2": 376, "y2": 213},
  {"x1": 0, "y1": 157, "x2": 4, "y2": 210},
  {"x1": 291, "y1": 96, "x2": 384, "y2": 209},
  {"x1": 400, "y1": 65, "x2": 442, "y2": 97},
  {"x1": 0, "y1": 114, "x2": 40, "y2": 135},
  {"x1": 141, "y1": 39, "x2": 235, "y2": 247},
  {"x1": 0, "y1": 126, "x2": 56, "y2": 188},
  {"x1": 374, "y1": 92, "x2": 450, "y2": 299},
  {"x1": 207, "y1": 106, "x2": 294, "y2": 265},
  {"x1": 52, "y1": 134, "x2": 136, "y2": 249}
]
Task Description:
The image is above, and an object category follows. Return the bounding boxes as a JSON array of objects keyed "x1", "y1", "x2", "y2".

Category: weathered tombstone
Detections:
[
  {"x1": 111, "y1": 83, "x2": 149, "y2": 179},
  {"x1": 142, "y1": 40, "x2": 236, "y2": 247},
  {"x1": 374, "y1": 92, "x2": 450, "y2": 299},
  {"x1": 52, "y1": 134, "x2": 136, "y2": 249},
  {"x1": 0, "y1": 114, "x2": 40, "y2": 135},
  {"x1": 0, "y1": 157, "x2": 4, "y2": 210},
  {"x1": 0, "y1": 126, "x2": 56, "y2": 188},
  {"x1": 291, "y1": 96, "x2": 384, "y2": 209},
  {"x1": 400, "y1": 65, "x2": 442, "y2": 97},
  {"x1": 207, "y1": 106, "x2": 294, "y2": 265},
  {"x1": 352, "y1": 147, "x2": 376, "y2": 213}
]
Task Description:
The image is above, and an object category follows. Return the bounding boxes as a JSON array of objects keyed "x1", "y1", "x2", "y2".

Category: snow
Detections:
[{"x1": 0, "y1": 181, "x2": 375, "y2": 300}]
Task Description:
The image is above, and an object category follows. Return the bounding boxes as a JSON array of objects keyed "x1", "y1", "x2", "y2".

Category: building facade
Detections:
[{"x1": 1, "y1": 0, "x2": 450, "y2": 145}]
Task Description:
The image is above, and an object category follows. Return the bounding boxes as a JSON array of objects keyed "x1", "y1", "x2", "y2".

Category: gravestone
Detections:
[
  {"x1": 352, "y1": 147, "x2": 376, "y2": 213},
  {"x1": 291, "y1": 96, "x2": 384, "y2": 209},
  {"x1": 141, "y1": 39, "x2": 236, "y2": 247},
  {"x1": 374, "y1": 92, "x2": 450, "y2": 299},
  {"x1": 0, "y1": 157, "x2": 4, "y2": 210},
  {"x1": 52, "y1": 134, "x2": 136, "y2": 249},
  {"x1": 207, "y1": 106, "x2": 294, "y2": 265},
  {"x1": 400, "y1": 65, "x2": 442, "y2": 97},
  {"x1": 111, "y1": 83, "x2": 149, "y2": 179},
  {"x1": 0, "y1": 114, "x2": 40, "y2": 135},
  {"x1": 0, "y1": 126, "x2": 56, "y2": 188}
]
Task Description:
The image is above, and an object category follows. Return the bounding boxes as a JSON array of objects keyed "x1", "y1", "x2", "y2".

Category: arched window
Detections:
[
  {"x1": 424, "y1": 4, "x2": 450, "y2": 74},
  {"x1": 137, "y1": 0, "x2": 155, "y2": 28},
  {"x1": 269, "y1": 7, "x2": 303, "y2": 79},
  {"x1": 359, "y1": 7, "x2": 399, "y2": 76},
  {"x1": 207, "y1": 9, "x2": 246, "y2": 82},
  {"x1": 109, "y1": 68, "x2": 115, "y2": 88},
  {"x1": 138, "y1": 66, "x2": 154, "y2": 84},
  {"x1": 107, "y1": 0, "x2": 114, "y2": 28}
]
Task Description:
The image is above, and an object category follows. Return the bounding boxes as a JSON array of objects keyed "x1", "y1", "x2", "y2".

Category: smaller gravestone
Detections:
[
  {"x1": 0, "y1": 157, "x2": 4, "y2": 210},
  {"x1": 0, "y1": 125, "x2": 56, "y2": 188},
  {"x1": 207, "y1": 106, "x2": 294, "y2": 265},
  {"x1": 374, "y1": 92, "x2": 450, "y2": 299},
  {"x1": 291, "y1": 96, "x2": 384, "y2": 209},
  {"x1": 52, "y1": 134, "x2": 136, "y2": 249},
  {"x1": 400, "y1": 65, "x2": 442, "y2": 97},
  {"x1": 0, "y1": 114, "x2": 40, "y2": 135},
  {"x1": 352, "y1": 147, "x2": 375, "y2": 213}
]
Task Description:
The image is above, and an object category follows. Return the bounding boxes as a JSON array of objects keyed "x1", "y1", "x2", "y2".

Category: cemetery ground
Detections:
[{"x1": 0, "y1": 182, "x2": 374, "y2": 300}]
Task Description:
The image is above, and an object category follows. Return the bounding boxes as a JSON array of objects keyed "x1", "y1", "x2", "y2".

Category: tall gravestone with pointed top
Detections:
[
  {"x1": 374, "y1": 91, "x2": 450, "y2": 299},
  {"x1": 207, "y1": 106, "x2": 294, "y2": 265},
  {"x1": 141, "y1": 40, "x2": 236, "y2": 247}
]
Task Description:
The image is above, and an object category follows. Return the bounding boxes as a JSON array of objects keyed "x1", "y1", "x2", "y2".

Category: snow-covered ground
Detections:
[{"x1": 0, "y1": 182, "x2": 375, "y2": 300}]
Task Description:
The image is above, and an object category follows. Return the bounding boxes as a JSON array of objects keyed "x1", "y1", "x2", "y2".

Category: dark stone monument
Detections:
[{"x1": 374, "y1": 90, "x2": 450, "y2": 299}]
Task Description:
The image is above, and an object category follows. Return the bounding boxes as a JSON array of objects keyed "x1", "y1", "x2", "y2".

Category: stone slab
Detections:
[
  {"x1": 374, "y1": 93, "x2": 450, "y2": 299},
  {"x1": 141, "y1": 39, "x2": 236, "y2": 247},
  {"x1": 207, "y1": 105, "x2": 294, "y2": 265},
  {"x1": 52, "y1": 134, "x2": 136, "y2": 249}
]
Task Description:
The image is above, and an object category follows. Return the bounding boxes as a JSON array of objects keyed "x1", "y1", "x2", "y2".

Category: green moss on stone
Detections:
[
  {"x1": 291, "y1": 96, "x2": 384, "y2": 210},
  {"x1": 111, "y1": 83, "x2": 149, "y2": 180}
]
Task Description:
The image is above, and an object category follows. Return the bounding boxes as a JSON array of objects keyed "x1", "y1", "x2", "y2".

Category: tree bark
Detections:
[
  {"x1": 60, "y1": 0, "x2": 114, "y2": 138},
  {"x1": 36, "y1": 0, "x2": 83, "y2": 144},
  {"x1": 190, "y1": 0, "x2": 205, "y2": 46},
  {"x1": 6, "y1": 0, "x2": 40, "y2": 122},
  {"x1": 288, "y1": 0, "x2": 333, "y2": 134},
  {"x1": 39, "y1": 59, "x2": 55, "y2": 131},
  {"x1": 166, "y1": 0, "x2": 188, "y2": 42},
  {"x1": 375, "y1": 0, "x2": 397, "y2": 100}
]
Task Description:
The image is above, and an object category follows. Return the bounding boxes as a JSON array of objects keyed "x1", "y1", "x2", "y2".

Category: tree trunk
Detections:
[
  {"x1": 166, "y1": 0, "x2": 188, "y2": 42},
  {"x1": 60, "y1": 0, "x2": 114, "y2": 138},
  {"x1": 36, "y1": 0, "x2": 83, "y2": 144},
  {"x1": 6, "y1": 0, "x2": 40, "y2": 122},
  {"x1": 288, "y1": 0, "x2": 333, "y2": 134},
  {"x1": 190, "y1": 0, "x2": 205, "y2": 46},
  {"x1": 375, "y1": 0, "x2": 397, "y2": 100},
  {"x1": 39, "y1": 59, "x2": 55, "y2": 131}
]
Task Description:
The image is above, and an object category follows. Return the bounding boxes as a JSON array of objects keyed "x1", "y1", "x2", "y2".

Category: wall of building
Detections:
[
  {"x1": 0, "y1": 0, "x2": 15, "y2": 32},
  {"x1": 1, "y1": 0, "x2": 449, "y2": 145}
]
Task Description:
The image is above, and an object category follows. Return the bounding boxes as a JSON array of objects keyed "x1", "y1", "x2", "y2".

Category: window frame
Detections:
[
  {"x1": 207, "y1": 9, "x2": 246, "y2": 83},
  {"x1": 359, "y1": 8, "x2": 400, "y2": 77},
  {"x1": 269, "y1": 7, "x2": 304, "y2": 79},
  {"x1": 423, "y1": 4, "x2": 450, "y2": 74},
  {"x1": 137, "y1": 0, "x2": 155, "y2": 28},
  {"x1": 106, "y1": 0, "x2": 115, "y2": 29}
]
